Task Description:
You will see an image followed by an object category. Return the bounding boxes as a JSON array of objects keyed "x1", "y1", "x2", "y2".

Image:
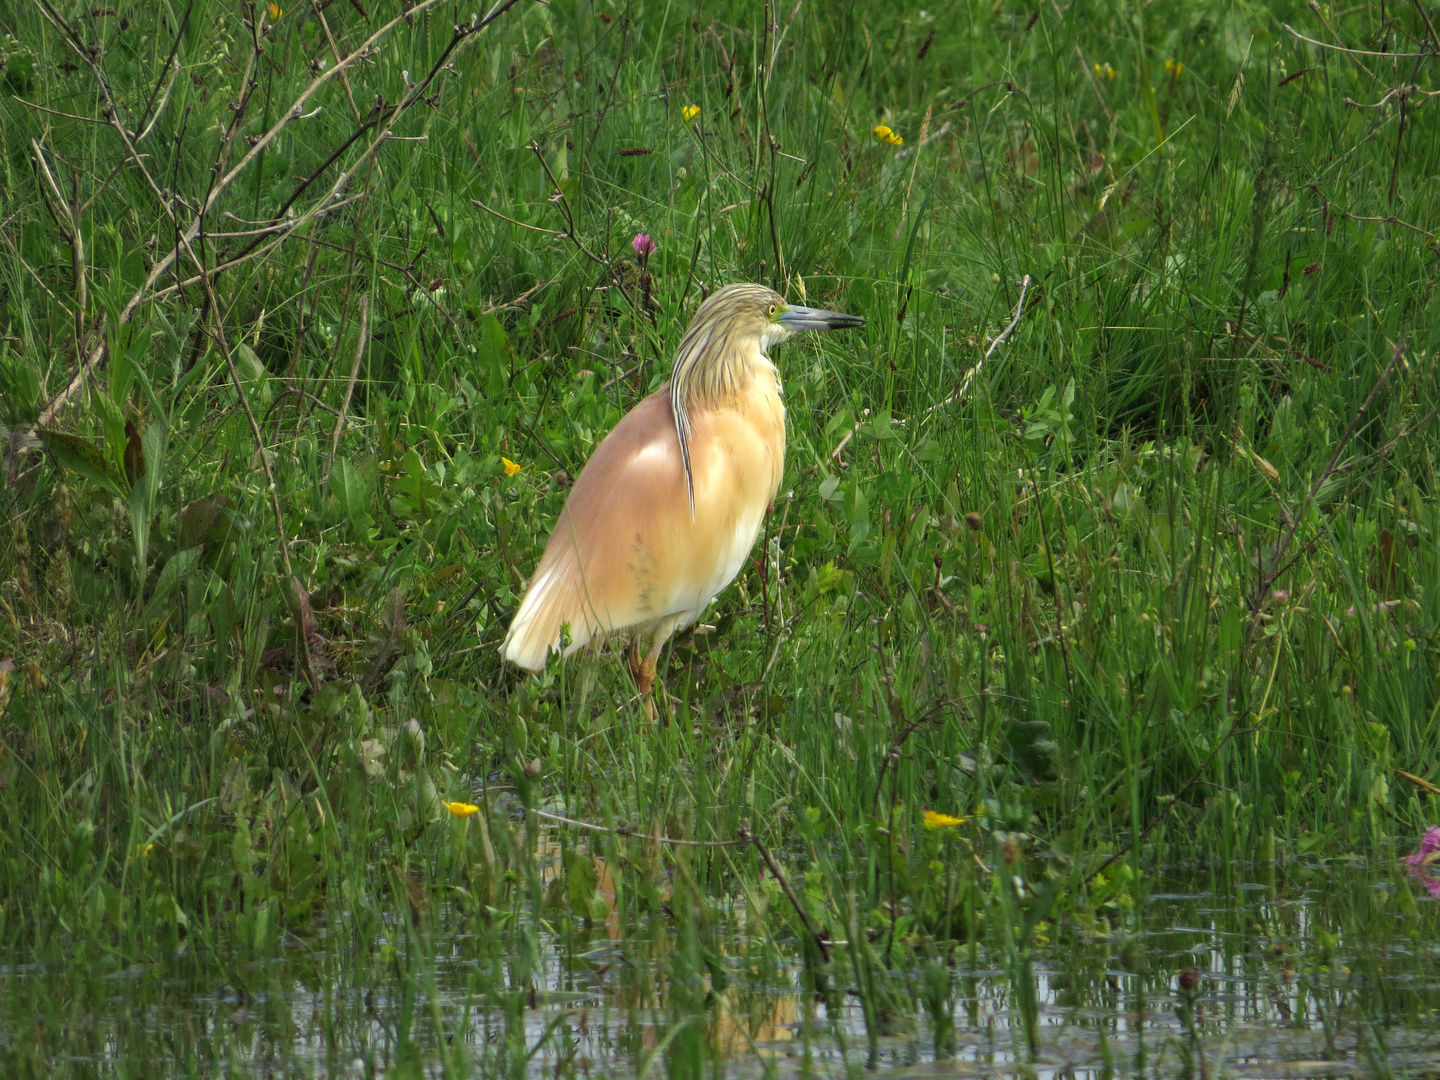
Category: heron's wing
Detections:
[{"x1": 502, "y1": 392, "x2": 693, "y2": 669}]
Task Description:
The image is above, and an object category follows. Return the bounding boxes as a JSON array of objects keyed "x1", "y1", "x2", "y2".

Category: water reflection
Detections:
[{"x1": 3, "y1": 862, "x2": 1437, "y2": 1077}]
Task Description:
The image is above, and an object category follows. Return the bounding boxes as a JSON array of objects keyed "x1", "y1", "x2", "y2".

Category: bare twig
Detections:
[
  {"x1": 529, "y1": 141, "x2": 611, "y2": 267},
  {"x1": 143, "y1": 196, "x2": 370, "y2": 304},
  {"x1": 30, "y1": 140, "x2": 85, "y2": 343},
  {"x1": 1415, "y1": 0, "x2": 1440, "y2": 51},
  {"x1": 932, "y1": 274, "x2": 1032, "y2": 412},
  {"x1": 1331, "y1": 403, "x2": 1440, "y2": 477},
  {"x1": 311, "y1": 0, "x2": 364, "y2": 120},
  {"x1": 1343, "y1": 85, "x2": 1428, "y2": 109},
  {"x1": 37, "y1": 0, "x2": 514, "y2": 327},
  {"x1": 1283, "y1": 22, "x2": 1435, "y2": 59},
  {"x1": 829, "y1": 408, "x2": 871, "y2": 467},
  {"x1": 528, "y1": 807, "x2": 750, "y2": 848},
  {"x1": 484, "y1": 279, "x2": 550, "y2": 314},
  {"x1": 10, "y1": 96, "x2": 107, "y2": 125},
  {"x1": 739, "y1": 827, "x2": 832, "y2": 963},
  {"x1": 31, "y1": 3, "x2": 347, "y2": 603},
  {"x1": 471, "y1": 197, "x2": 566, "y2": 235},
  {"x1": 34, "y1": 1, "x2": 521, "y2": 429},
  {"x1": 212, "y1": 193, "x2": 366, "y2": 236}
]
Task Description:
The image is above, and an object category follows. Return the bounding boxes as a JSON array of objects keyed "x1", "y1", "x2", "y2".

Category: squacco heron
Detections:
[{"x1": 502, "y1": 283, "x2": 865, "y2": 695}]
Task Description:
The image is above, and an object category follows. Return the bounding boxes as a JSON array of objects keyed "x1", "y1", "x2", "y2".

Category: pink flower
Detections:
[
  {"x1": 1404, "y1": 826, "x2": 1440, "y2": 898},
  {"x1": 632, "y1": 233, "x2": 656, "y2": 260}
]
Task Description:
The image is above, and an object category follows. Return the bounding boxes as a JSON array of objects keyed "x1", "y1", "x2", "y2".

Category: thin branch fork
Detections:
[
  {"x1": 1283, "y1": 22, "x2": 1437, "y2": 59},
  {"x1": 929, "y1": 273, "x2": 1033, "y2": 413},
  {"x1": 90, "y1": 83, "x2": 302, "y2": 591},
  {"x1": 472, "y1": 197, "x2": 566, "y2": 236},
  {"x1": 33, "y1": 0, "x2": 521, "y2": 429},
  {"x1": 528, "y1": 141, "x2": 611, "y2": 267},
  {"x1": 25, "y1": 0, "x2": 518, "y2": 616},
  {"x1": 528, "y1": 807, "x2": 750, "y2": 848},
  {"x1": 1307, "y1": 182, "x2": 1437, "y2": 242},
  {"x1": 1344, "y1": 84, "x2": 1438, "y2": 110},
  {"x1": 30, "y1": 140, "x2": 86, "y2": 345},
  {"x1": 37, "y1": 0, "x2": 509, "y2": 322}
]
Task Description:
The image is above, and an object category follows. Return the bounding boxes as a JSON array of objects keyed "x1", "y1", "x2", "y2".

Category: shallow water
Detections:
[{"x1": 4, "y1": 858, "x2": 1438, "y2": 1078}]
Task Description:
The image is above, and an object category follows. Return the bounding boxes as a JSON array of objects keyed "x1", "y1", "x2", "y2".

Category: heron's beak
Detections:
[{"x1": 779, "y1": 305, "x2": 866, "y2": 331}]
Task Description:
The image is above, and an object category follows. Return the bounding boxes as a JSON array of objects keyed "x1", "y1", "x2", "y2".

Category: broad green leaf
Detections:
[
  {"x1": 38, "y1": 428, "x2": 125, "y2": 496},
  {"x1": 0, "y1": 356, "x2": 40, "y2": 422},
  {"x1": 127, "y1": 421, "x2": 168, "y2": 592},
  {"x1": 330, "y1": 458, "x2": 375, "y2": 534},
  {"x1": 477, "y1": 314, "x2": 509, "y2": 397},
  {"x1": 143, "y1": 547, "x2": 203, "y2": 623},
  {"x1": 235, "y1": 343, "x2": 272, "y2": 406}
]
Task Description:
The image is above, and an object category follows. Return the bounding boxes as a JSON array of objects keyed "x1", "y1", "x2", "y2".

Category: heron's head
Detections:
[{"x1": 690, "y1": 283, "x2": 866, "y2": 352}]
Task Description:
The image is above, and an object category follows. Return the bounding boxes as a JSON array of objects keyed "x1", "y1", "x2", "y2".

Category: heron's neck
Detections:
[
  {"x1": 668, "y1": 328, "x2": 776, "y2": 516},
  {"x1": 671, "y1": 333, "x2": 772, "y2": 414}
]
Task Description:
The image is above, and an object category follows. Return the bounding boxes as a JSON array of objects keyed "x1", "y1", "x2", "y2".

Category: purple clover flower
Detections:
[
  {"x1": 1405, "y1": 826, "x2": 1440, "y2": 898},
  {"x1": 632, "y1": 233, "x2": 656, "y2": 260}
]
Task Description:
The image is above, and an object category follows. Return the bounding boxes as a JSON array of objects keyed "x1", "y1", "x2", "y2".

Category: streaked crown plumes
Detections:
[{"x1": 669, "y1": 284, "x2": 787, "y2": 514}]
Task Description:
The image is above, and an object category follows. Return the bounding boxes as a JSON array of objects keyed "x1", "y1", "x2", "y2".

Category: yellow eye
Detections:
[{"x1": 768, "y1": 303, "x2": 777, "y2": 317}]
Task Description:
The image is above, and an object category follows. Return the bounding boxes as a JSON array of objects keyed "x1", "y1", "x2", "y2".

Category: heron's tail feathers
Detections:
[{"x1": 501, "y1": 561, "x2": 597, "y2": 671}]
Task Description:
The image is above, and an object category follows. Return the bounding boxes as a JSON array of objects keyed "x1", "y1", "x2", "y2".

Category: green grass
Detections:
[{"x1": 1, "y1": 0, "x2": 1439, "y2": 1074}]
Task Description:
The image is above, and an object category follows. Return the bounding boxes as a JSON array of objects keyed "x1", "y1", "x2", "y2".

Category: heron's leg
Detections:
[
  {"x1": 628, "y1": 635, "x2": 643, "y2": 684},
  {"x1": 636, "y1": 614, "x2": 682, "y2": 697}
]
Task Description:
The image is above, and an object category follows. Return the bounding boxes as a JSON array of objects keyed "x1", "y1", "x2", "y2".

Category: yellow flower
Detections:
[
  {"x1": 501, "y1": 457, "x2": 522, "y2": 477},
  {"x1": 444, "y1": 801, "x2": 480, "y2": 818},
  {"x1": 1164, "y1": 59, "x2": 1183, "y2": 77},
  {"x1": 267, "y1": 2, "x2": 284, "y2": 18},
  {"x1": 921, "y1": 809, "x2": 966, "y2": 829},
  {"x1": 873, "y1": 124, "x2": 903, "y2": 146},
  {"x1": 1093, "y1": 62, "x2": 1116, "y2": 80},
  {"x1": 682, "y1": 104, "x2": 700, "y2": 122}
]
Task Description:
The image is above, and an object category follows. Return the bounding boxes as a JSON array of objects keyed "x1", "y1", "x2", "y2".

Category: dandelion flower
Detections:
[
  {"x1": 445, "y1": 801, "x2": 481, "y2": 818},
  {"x1": 921, "y1": 809, "x2": 966, "y2": 829},
  {"x1": 682, "y1": 104, "x2": 700, "y2": 122},
  {"x1": 873, "y1": 124, "x2": 903, "y2": 146},
  {"x1": 502, "y1": 457, "x2": 522, "y2": 477}
]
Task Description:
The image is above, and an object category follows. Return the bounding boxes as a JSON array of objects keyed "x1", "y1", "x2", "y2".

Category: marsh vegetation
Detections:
[{"x1": 0, "y1": 0, "x2": 1438, "y2": 1075}]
